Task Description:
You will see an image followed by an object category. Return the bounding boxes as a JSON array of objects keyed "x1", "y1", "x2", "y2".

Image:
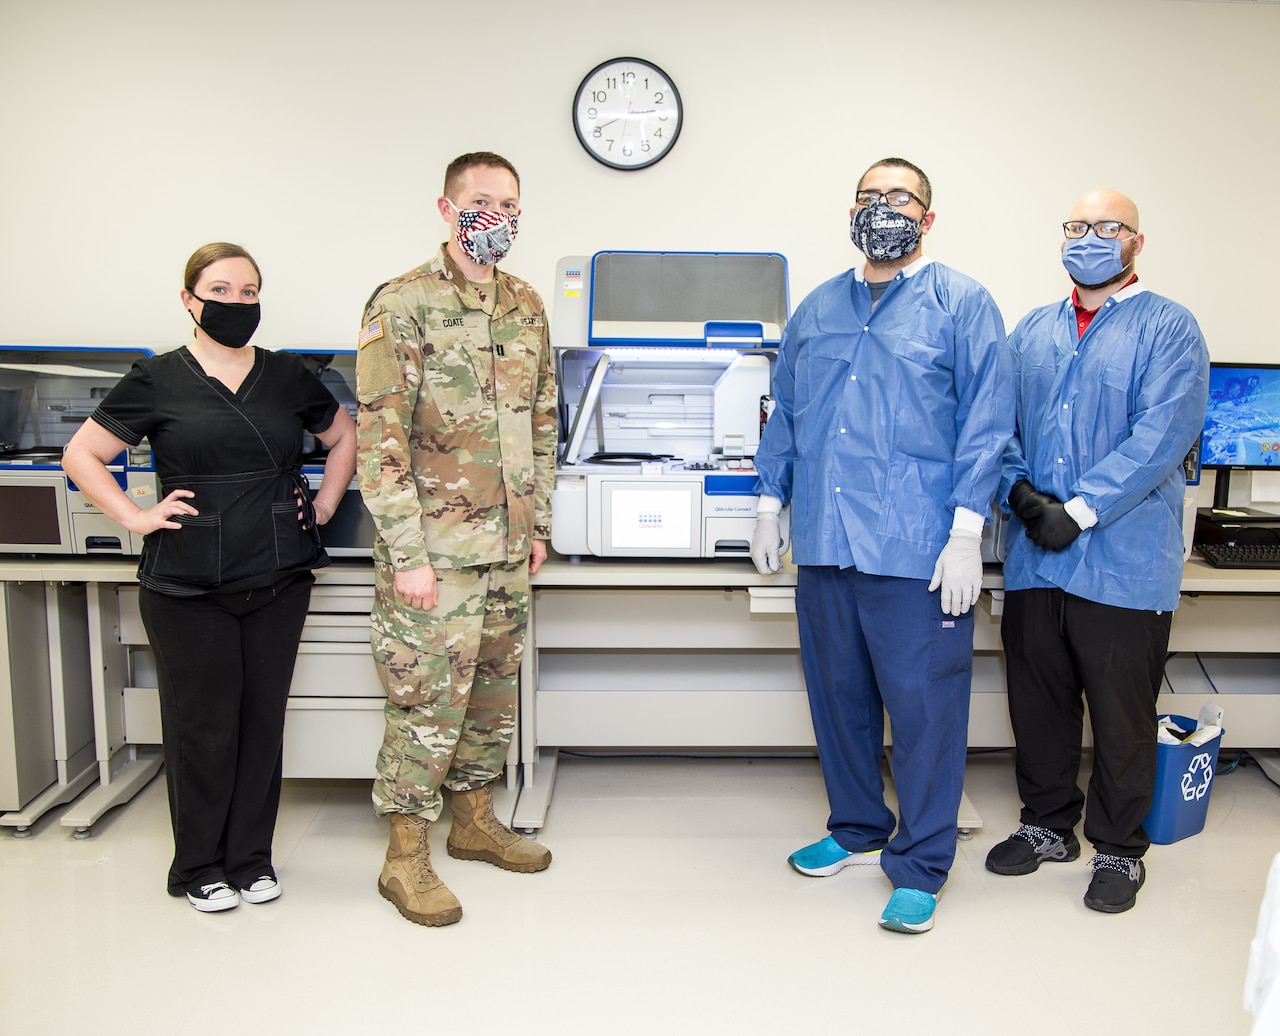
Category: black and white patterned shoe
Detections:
[
  {"x1": 985, "y1": 824, "x2": 1081, "y2": 875},
  {"x1": 1084, "y1": 854, "x2": 1145, "y2": 913}
]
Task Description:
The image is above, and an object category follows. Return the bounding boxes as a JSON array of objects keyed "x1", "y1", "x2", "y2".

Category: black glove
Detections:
[
  {"x1": 1024, "y1": 499, "x2": 1083, "y2": 551},
  {"x1": 1007, "y1": 479, "x2": 1059, "y2": 520},
  {"x1": 1008, "y1": 480, "x2": 1082, "y2": 552}
]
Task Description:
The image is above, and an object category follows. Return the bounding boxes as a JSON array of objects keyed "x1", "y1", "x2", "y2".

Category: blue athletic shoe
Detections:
[
  {"x1": 878, "y1": 888, "x2": 937, "y2": 934},
  {"x1": 788, "y1": 835, "x2": 882, "y2": 876}
]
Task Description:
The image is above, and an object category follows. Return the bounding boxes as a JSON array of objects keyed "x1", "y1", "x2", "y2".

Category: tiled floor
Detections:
[{"x1": 0, "y1": 749, "x2": 1275, "y2": 1035}]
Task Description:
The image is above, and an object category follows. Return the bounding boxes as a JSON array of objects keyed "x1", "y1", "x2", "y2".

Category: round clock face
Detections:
[{"x1": 573, "y1": 57, "x2": 682, "y2": 171}]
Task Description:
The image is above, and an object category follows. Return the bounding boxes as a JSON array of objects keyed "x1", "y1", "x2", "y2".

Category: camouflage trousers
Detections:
[{"x1": 370, "y1": 558, "x2": 528, "y2": 820}]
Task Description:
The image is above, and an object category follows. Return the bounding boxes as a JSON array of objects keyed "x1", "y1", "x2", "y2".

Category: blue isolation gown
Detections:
[
  {"x1": 755, "y1": 257, "x2": 1013, "y2": 573},
  {"x1": 1000, "y1": 283, "x2": 1209, "y2": 612}
]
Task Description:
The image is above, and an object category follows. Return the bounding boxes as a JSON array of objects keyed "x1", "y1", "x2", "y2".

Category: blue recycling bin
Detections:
[{"x1": 1143, "y1": 714, "x2": 1224, "y2": 845}]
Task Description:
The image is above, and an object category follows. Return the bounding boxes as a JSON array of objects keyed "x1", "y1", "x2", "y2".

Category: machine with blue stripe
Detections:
[
  {"x1": 549, "y1": 252, "x2": 790, "y2": 560},
  {"x1": 0, "y1": 345, "x2": 156, "y2": 555}
]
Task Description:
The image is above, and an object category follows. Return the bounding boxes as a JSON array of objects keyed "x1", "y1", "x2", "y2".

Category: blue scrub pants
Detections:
[{"x1": 796, "y1": 566, "x2": 974, "y2": 894}]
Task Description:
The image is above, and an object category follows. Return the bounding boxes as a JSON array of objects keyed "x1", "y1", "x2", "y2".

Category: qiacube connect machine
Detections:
[
  {"x1": 0, "y1": 345, "x2": 158, "y2": 832},
  {"x1": 549, "y1": 251, "x2": 790, "y2": 560}
]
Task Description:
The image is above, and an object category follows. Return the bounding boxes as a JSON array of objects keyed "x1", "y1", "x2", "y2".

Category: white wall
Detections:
[{"x1": 1, "y1": 0, "x2": 1276, "y2": 357}]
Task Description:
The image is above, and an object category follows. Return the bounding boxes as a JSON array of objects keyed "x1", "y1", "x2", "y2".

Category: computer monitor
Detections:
[{"x1": 1201, "y1": 362, "x2": 1280, "y2": 510}]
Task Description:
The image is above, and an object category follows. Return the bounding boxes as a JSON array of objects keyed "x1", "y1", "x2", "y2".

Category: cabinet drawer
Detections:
[
  {"x1": 301, "y1": 613, "x2": 371, "y2": 643},
  {"x1": 537, "y1": 689, "x2": 816, "y2": 746},
  {"x1": 534, "y1": 588, "x2": 800, "y2": 649},
  {"x1": 116, "y1": 586, "x2": 374, "y2": 646},
  {"x1": 281, "y1": 698, "x2": 385, "y2": 778},
  {"x1": 308, "y1": 584, "x2": 374, "y2": 613},
  {"x1": 292, "y1": 644, "x2": 382, "y2": 697},
  {"x1": 124, "y1": 689, "x2": 389, "y2": 777}
]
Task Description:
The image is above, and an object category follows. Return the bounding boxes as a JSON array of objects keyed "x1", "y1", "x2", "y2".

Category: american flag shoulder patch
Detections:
[{"x1": 358, "y1": 319, "x2": 384, "y2": 349}]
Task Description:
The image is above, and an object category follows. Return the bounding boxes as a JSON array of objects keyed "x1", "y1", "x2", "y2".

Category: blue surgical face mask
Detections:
[{"x1": 1061, "y1": 234, "x2": 1129, "y2": 288}]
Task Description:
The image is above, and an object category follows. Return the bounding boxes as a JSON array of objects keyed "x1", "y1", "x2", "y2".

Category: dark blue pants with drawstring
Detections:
[{"x1": 796, "y1": 566, "x2": 975, "y2": 895}]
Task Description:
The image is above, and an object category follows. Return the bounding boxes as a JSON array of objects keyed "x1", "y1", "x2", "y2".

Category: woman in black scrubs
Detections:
[{"x1": 62, "y1": 243, "x2": 356, "y2": 912}]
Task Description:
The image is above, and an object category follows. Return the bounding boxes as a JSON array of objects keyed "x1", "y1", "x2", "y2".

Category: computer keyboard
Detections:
[{"x1": 1195, "y1": 542, "x2": 1280, "y2": 569}]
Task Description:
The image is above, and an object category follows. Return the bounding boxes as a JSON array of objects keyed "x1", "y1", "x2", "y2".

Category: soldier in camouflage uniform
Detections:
[{"x1": 356, "y1": 152, "x2": 556, "y2": 927}]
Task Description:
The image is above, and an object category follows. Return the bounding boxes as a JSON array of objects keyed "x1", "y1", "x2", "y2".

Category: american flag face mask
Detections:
[{"x1": 451, "y1": 204, "x2": 519, "y2": 265}]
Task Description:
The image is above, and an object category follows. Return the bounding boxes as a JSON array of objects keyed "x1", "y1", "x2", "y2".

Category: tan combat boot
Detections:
[
  {"x1": 378, "y1": 812, "x2": 463, "y2": 926},
  {"x1": 447, "y1": 784, "x2": 552, "y2": 873}
]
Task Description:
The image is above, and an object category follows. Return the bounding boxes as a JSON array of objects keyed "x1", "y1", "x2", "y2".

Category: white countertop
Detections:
[{"x1": 2, "y1": 554, "x2": 1279, "y2": 594}]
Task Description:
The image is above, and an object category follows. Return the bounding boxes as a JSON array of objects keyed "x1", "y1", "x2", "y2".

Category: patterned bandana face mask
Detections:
[
  {"x1": 448, "y1": 200, "x2": 518, "y2": 265},
  {"x1": 850, "y1": 201, "x2": 921, "y2": 262}
]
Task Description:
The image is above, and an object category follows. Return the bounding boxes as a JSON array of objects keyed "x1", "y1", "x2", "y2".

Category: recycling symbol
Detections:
[{"x1": 1181, "y1": 752, "x2": 1214, "y2": 802}]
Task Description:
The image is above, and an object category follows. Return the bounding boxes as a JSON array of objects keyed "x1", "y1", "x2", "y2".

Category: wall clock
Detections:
[{"x1": 572, "y1": 57, "x2": 682, "y2": 170}]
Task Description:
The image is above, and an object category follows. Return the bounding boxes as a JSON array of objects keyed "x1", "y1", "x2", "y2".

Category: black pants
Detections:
[
  {"x1": 140, "y1": 573, "x2": 313, "y2": 894},
  {"x1": 1001, "y1": 588, "x2": 1172, "y2": 858}
]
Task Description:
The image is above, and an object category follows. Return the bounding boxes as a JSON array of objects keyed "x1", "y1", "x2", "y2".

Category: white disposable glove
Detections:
[
  {"x1": 928, "y1": 528, "x2": 983, "y2": 616},
  {"x1": 750, "y1": 512, "x2": 783, "y2": 574}
]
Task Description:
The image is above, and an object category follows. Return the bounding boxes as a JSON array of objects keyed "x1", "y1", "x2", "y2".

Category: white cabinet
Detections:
[
  {"x1": 512, "y1": 558, "x2": 1280, "y2": 829},
  {"x1": 0, "y1": 579, "x2": 98, "y2": 832},
  {"x1": 533, "y1": 586, "x2": 810, "y2": 747},
  {"x1": 115, "y1": 566, "x2": 388, "y2": 778}
]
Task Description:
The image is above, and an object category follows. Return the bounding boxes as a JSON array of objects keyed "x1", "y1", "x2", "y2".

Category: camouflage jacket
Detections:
[{"x1": 355, "y1": 245, "x2": 556, "y2": 571}]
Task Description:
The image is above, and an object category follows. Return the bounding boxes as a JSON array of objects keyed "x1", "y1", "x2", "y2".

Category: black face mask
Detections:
[{"x1": 190, "y1": 296, "x2": 261, "y2": 349}]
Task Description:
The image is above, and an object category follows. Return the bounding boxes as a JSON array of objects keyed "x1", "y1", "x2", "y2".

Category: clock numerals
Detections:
[{"x1": 573, "y1": 57, "x2": 682, "y2": 171}]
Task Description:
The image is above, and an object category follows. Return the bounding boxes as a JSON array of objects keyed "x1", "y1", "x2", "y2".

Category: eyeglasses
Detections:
[
  {"x1": 855, "y1": 189, "x2": 928, "y2": 209},
  {"x1": 1062, "y1": 220, "x2": 1137, "y2": 240}
]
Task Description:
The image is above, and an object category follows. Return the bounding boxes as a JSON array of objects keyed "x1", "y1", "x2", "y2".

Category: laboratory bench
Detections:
[
  {"x1": 2, "y1": 555, "x2": 1279, "y2": 836},
  {"x1": 0, "y1": 559, "x2": 402, "y2": 837},
  {"x1": 513, "y1": 554, "x2": 1280, "y2": 828}
]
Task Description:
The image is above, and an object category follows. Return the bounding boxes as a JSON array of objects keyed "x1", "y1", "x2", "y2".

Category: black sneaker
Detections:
[
  {"x1": 186, "y1": 881, "x2": 239, "y2": 913},
  {"x1": 239, "y1": 875, "x2": 281, "y2": 904},
  {"x1": 985, "y1": 824, "x2": 1081, "y2": 875},
  {"x1": 1084, "y1": 854, "x2": 1145, "y2": 913}
]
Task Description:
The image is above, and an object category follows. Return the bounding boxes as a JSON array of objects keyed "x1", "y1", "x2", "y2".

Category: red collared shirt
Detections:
[{"x1": 1072, "y1": 275, "x2": 1138, "y2": 337}]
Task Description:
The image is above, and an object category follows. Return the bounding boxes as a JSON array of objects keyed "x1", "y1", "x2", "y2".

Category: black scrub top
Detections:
[{"x1": 90, "y1": 346, "x2": 342, "y2": 597}]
